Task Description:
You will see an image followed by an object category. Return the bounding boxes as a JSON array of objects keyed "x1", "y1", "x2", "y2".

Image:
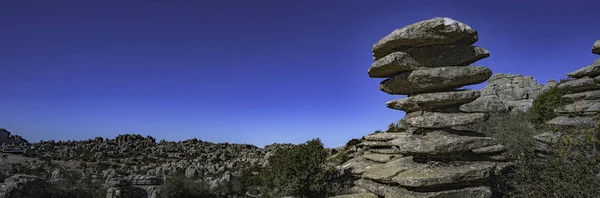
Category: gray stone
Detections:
[
  {"x1": 341, "y1": 156, "x2": 380, "y2": 175},
  {"x1": 403, "y1": 112, "x2": 489, "y2": 128},
  {"x1": 567, "y1": 63, "x2": 600, "y2": 78},
  {"x1": 471, "y1": 144, "x2": 506, "y2": 154},
  {"x1": 362, "y1": 157, "x2": 426, "y2": 183},
  {"x1": 373, "y1": 17, "x2": 478, "y2": 60},
  {"x1": 369, "y1": 45, "x2": 489, "y2": 78},
  {"x1": 354, "y1": 179, "x2": 492, "y2": 198},
  {"x1": 459, "y1": 95, "x2": 508, "y2": 113},
  {"x1": 329, "y1": 193, "x2": 379, "y2": 198},
  {"x1": 359, "y1": 141, "x2": 393, "y2": 148},
  {"x1": 557, "y1": 77, "x2": 600, "y2": 93},
  {"x1": 364, "y1": 132, "x2": 407, "y2": 141},
  {"x1": 593, "y1": 39, "x2": 600, "y2": 55},
  {"x1": 546, "y1": 116, "x2": 597, "y2": 127},
  {"x1": 562, "y1": 90, "x2": 600, "y2": 101},
  {"x1": 379, "y1": 66, "x2": 492, "y2": 95},
  {"x1": 363, "y1": 153, "x2": 402, "y2": 163},
  {"x1": 555, "y1": 100, "x2": 600, "y2": 114},
  {"x1": 0, "y1": 175, "x2": 48, "y2": 198},
  {"x1": 387, "y1": 131, "x2": 498, "y2": 155},
  {"x1": 387, "y1": 90, "x2": 481, "y2": 113},
  {"x1": 391, "y1": 162, "x2": 496, "y2": 188},
  {"x1": 369, "y1": 148, "x2": 403, "y2": 154}
]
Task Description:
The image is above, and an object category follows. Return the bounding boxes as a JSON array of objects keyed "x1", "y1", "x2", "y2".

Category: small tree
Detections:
[
  {"x1": 260, "y1": 138, "x2": 350, "y2": 198},
  {"x1": 527, "y1": 86, "x2": 573, "y2": 125}
]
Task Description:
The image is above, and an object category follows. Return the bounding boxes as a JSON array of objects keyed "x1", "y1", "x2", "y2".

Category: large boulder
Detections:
[{"x1": 379, "y1": 66, "x2": 492, "y2": 95}]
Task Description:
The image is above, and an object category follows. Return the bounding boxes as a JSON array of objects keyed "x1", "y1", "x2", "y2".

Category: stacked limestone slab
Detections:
[
  {"x1": 341, "y1": 17, "x2": 507, "y2": 198},
  {"x1": 534, "y1": 39, "x2": 600, "y2": 155},
  {"x1": 551, "y1": 40, "x2": 600, "y2": 125}
]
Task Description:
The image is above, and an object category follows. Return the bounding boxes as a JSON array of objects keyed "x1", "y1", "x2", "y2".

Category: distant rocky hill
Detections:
[
  {"x1": 0, "y1": 128, "x2": 28, "y2": 145},
  {"x1": 461, "y1": 73, "x2": 557, "y2": 114}
]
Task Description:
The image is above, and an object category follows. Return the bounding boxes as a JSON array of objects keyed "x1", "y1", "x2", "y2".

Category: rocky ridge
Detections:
[
  {"x1": 0, "y1": 128, "x2": 28, "y2": 145},
  {"x1": 340, "y1": 17, "x2": 509, "y2": 198}
]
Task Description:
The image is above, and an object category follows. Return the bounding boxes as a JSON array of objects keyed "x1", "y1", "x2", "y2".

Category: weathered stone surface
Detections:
[
  {"x1": 459, "y1": 95, "x2": 508, "y2": 113},
  {"x1": 364, "y1": 132, "x2": 407, "y2": 141},
  {"x1": 369, "y1": 45, "x2": 489, "y2": 78},
  {"x1": 387, "y1": 130, "x2": 498, "y2": 155},
  {"x1": 593, "y1": 39, "x2": 600, "y2": 55},
  {"x1": 369, "y1": 148, "x2": 403, "y2": 154},
  {"x1": 329, "y1": 193, "x2": 379, "y2": 198},
  {"x1": 0, "y1": 174, "x2": 49, "y2": 198},
  {"x1": 403, "y1": 112, "x2": 489, "y2": 128},
  {"x1": 391, "y1": 162, "x2": 495, "y2": 188},
  {"x1": 387, "y1": 90, "x2": 481, "y2": 112},
  {"x1": 354, "y1": 179, "x2": 492, "y2": 198},
  {"x1": 546, "y1": 116, "x2": 597, "y2": 127},
  {"x1": 562, "y1": 90, "x2": 600, "y2": 101},
  {"x1": 360, "y1": 141, "x2": 394, "y2": 148},
  {"x1": 567, "y1": 63, "x2": 600, "y2": 78},
  {"x1": 471, "y1": 145, "x2": 506, "y2": 154},
  {"x1": 341, "y1": 156, "x2": 380, "y2": 175},
  {"x1": 363, "y1": 153, "x2": 402, "y2": 163},
  {"x1": 380, "y1": 66, "x2": 492, "y2": 95},
  {"x1": 373, "y1": 17, "x2": 478, "y2": 60},
  {"x1": 557, "y1": 77, "x2": 600, "y2": 93},
  {"x1": 555, "y1": 100, "x2": 600, "y2": 114},
  {"x1": 362, "y1": 157, "x2": 426, "y2": 182}
]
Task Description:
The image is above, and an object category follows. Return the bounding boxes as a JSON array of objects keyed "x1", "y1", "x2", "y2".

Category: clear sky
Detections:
[{"x1": 1, "y1": 0, "x2": 599, "y2": 148}]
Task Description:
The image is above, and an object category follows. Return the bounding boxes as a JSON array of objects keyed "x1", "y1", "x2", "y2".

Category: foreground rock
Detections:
[{"x1": 341, "y1": 17, "x2": 507, "y2": 198}]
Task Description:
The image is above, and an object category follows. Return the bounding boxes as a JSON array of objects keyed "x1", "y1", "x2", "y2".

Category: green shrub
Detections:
[
  {"x1": 158, "y1": 175, "x2": 215, "y2": 198},
  {"x1": 345, "y1": 139, "x2": 361, "y2": 148},
  {"x1": 527, "y1": 86, "x2": 573, "y2": 125},
  {"x1": 260, "y1": 138, "x2": 351, "y2": 198}
]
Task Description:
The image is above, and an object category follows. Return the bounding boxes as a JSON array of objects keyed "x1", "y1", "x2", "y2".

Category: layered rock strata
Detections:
[
  {"x1": 534, "y1": 39, "x2": 600, "y2": 156},
  {"x1": 341, "y1": 17, "x2": 508, "y2": 198}
]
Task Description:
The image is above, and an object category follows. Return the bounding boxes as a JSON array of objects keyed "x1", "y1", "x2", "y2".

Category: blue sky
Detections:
[{"x1": 1, "y1": 0, "x2": 599, "y2": 148}]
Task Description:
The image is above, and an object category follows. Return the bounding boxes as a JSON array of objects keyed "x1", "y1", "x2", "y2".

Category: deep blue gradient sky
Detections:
[{"x1": 2, "y1": 0, "x2": 599, "y2": 148}]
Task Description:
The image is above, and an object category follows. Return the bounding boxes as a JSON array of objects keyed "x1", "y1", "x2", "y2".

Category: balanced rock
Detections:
[
  {"x1": 342, "y1": 17, "x2": 506, "y2": 198},
  {"x1": 379, "y1": 66, "x2": 492, "y2": 95},
  {"x1": 373, "y1": 17, "x2": 478, "y2": 60}
]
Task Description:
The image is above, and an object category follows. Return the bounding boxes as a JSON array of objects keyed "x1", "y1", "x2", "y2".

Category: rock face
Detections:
[
  {"x1": 534, "y1": 40, "x2": 600, "y2": 156},
  {"x1": 0, "y1": 174, "x2": 48, "y2": 198},
  {"x1": 342, "y1": 17, "x2": 508, "y2": 198},
  {"x1": 459, "y1": 73, "x2": 555, "y2": 114},
  {"x1": 0, "y1": 129, "x2": 28, "y2": 145},
  {"x1": 106, "y1": 175, "x2": 163, "y2": 198}
]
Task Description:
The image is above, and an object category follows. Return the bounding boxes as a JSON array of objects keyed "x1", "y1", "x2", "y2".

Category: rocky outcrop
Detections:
[
  {"x1": 459, "y1": 73, "x2": 556, "y2": 114},
  {"x1": 534, "y1": 40, "x2": 600, "y2": 156},
  {"x1": 106, "y1": 175, "x2": 163, "y2": 198},
  {"x1": 340, "y1": 17, "x2": 508, "y2": 198},
  {"x1": 0, "y1": 129, "x2": 28, "y2": 146},
  {"x1": 593, "y1": 39, "x2": 600, "y2": 55}
]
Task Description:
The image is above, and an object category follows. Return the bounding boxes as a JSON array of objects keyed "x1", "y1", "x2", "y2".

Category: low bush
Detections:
[
  {"x1": 526, "y1": 86, "x2": 573, "y2": 125},
  {"x1": 158, "y1": 175, "x2": 215, "y2": 198},
  {"x1": 260, "y1": 138, "x2": 352, "y2": 198}
]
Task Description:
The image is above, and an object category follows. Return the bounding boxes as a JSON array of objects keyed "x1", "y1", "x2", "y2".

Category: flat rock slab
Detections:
[
  {"x1": 373, "y1": 17, "x2": 478, "y2": 60},
  {"x1": 369, "y1": 148, "x2": 403, "y2": 154},
  {"x1": 546, "y1": 116, "x2": 597, "y2": 127},
  {"x1": 403, "y1": 112, "x2": 489, "y2": 128},
  {"x1": 593, "y1": 39, "x2": 600, "y2": 55},
  {"x1": 363, "y1": 153, "x2": 402, "y2": 163},
  {"x1": 380, "y1": 66, "x2": 492, "y2": 95},
  {"x1": 459, "y1": 95, "x2": 509, "y2": 113},
  {"x1": 369, "y1": 45, "x2": 489, "y2": 78},
  {"x1": 567, "y1": 63, "x2": 600, "y2": 78},
  {"x1": 360, "y1": 141, "x2": 394, "y2": 148},
  {"x1": 364, "y1": 132, "x2": 408, "y2": 141},
  {"x1": 390, "y1": 162, "x2": 496, "y2": 188},
  {"x1": 387, "y1": 90, "x2": 481, "y2": 113},
  {"x1": 362, "y1": 156, "x2": 426, "y2": 182},
  {"x1": 354, "y1": 179, "x2": 492, "y2": 198},
  {"x1": 388, "y1": 130, "x2": 498, "y2": 155},
  {"x1": 555, "y1": 100, "x2": 600, "y2": 114},
  {"x1": 471, "y1": 144, "x2": 506, "y2": 154},
  {"x1": 563, "y1": 90, "x2": 600, "y2": 101},
  {"x1": 557, "y1": 77, "x2": 600, "y2": 93},
  {"x1": 328, "y1": 193, "x2": 378, "y2": 198},
  {"x1": 341, "y1": 156, "x2": 381, "y2": 175}
]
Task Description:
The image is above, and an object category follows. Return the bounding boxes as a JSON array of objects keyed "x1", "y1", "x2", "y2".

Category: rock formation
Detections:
[
  {"x1": 0, "y1": 129, "x2": 28, "y2": 145},
  {"x1": 341, "y1": 17, "x2": 509, "y2": 198},
  {"x1": 460, "y1": 73, "x2": 557, "y2": 114},
  {"x1": 0, "y1": 174, "x2": 48, "y2": 198},
  {"x1": 106, "y1": 175, "x2": 163, "y2": 198},
  {"x1": 534, "y1": 39, "x2": 600, "y2": 155}
]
